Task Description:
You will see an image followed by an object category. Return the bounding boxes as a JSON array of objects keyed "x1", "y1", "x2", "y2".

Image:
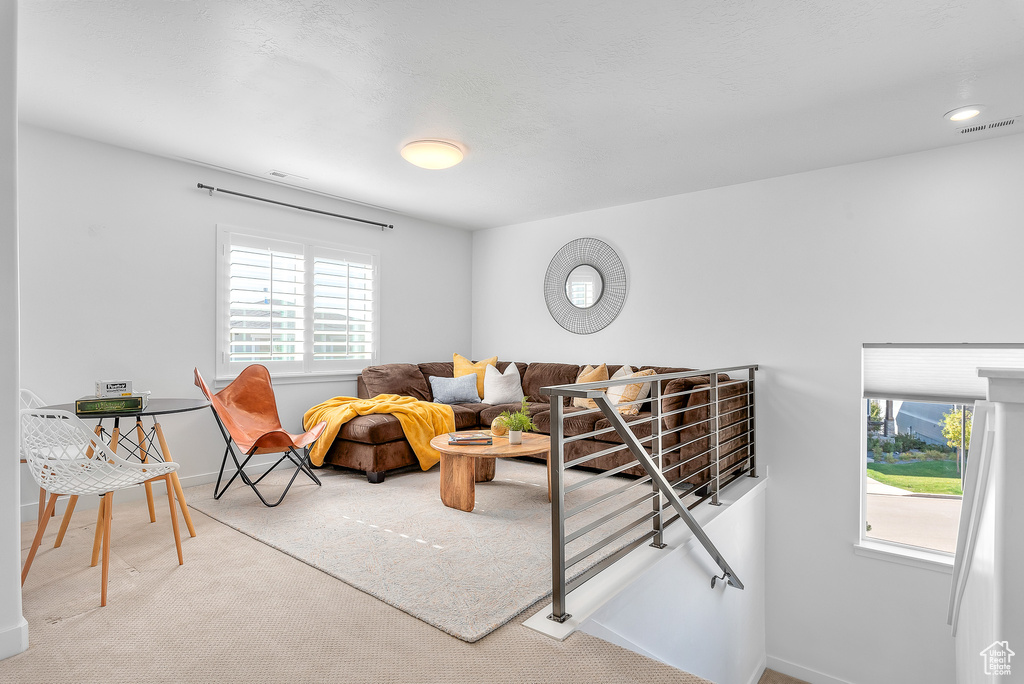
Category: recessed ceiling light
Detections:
[
  {"x1": 400, "y1": 140, "x2": 464, "y2": 169},
  {"x1": 945, "y1": 105, "x2": 985, "y2": 122}
]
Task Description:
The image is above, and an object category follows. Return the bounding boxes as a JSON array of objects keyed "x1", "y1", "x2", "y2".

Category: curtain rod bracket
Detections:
[{"x1": 196, "y1": 182, "x2": 394, "y2": 230}]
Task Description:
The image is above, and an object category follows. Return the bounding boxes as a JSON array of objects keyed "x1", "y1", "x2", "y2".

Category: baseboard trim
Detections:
[
  {"x1": 747, "y1": 655, "x2": 768, "y2": 684},
  {"x1": 0, "y1": 617, "x2": 29, "y2": 660},
  {"x1": 766, "y1": 655, "x2": 856, "y2": 684}
]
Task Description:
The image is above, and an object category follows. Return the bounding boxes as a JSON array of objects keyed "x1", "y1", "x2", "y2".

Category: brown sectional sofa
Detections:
[{"x1": 322, "y1": 360, "x2": 751, "y2": 487}]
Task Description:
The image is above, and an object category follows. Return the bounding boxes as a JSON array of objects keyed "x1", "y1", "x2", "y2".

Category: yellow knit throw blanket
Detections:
[{"x1": 302, "y1": 394, "x2": 456, "y2": 469}]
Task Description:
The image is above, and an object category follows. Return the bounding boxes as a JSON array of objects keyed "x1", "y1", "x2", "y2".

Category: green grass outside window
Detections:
[{"x1": 866, "y1": 460, "x2": 964, "y2": 496}]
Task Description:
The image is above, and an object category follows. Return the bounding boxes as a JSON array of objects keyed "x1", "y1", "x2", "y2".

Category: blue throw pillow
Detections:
[{"x1": 429, "y1": 374, "x2": 481, "y2": 404}]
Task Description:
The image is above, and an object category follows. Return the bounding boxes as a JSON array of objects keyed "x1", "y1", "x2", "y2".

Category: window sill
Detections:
[
  {"x1": 853, "y1": 539, "x2": 953, "y2": 574},
  {"x1": 213, "y1": 370, "x2": 362, "y2": 390}
]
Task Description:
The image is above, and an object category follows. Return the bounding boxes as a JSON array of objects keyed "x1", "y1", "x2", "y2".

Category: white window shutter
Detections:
[
  {"x1": 862, "y1": 343, "x2": 1024, "y2": 402},
  {"x1": 223, "y1": 233, "x2": 305, "y2": 374},
  {"x1": 312, "y1": 247, "x2": 376, "y2": 369}
]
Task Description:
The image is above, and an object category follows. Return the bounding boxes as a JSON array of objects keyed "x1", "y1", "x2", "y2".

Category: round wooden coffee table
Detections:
[{"x1": 430, "y1": 432, "x2": 551, "y2": 512}]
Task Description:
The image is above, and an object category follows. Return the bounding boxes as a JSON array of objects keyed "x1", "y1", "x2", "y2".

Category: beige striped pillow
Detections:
[
  {"x1": 572, "y1": 364, "x2": 609, "y2": 409},
  {"x1": 606, "y1": 369, "x2": 657, "y2": 415}
]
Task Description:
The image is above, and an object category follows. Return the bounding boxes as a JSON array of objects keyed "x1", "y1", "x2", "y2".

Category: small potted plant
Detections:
[{"x1": 497, "y1": 397, "x2": 537, "y2": 445}]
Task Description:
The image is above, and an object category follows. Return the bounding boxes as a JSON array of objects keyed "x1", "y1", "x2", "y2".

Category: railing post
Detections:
[
  {"x1": 748, "y1": 366, "x2": 758, "y2": 478},
  {"x1": 650, "y1": 381, "x2": 667, "y2": 549},
  {"x1": 710, "y1": 373, "x2": 721, "y2": 506},
  {"x1": 548, "y1": 394, "x2": 571, "y2": 623}
]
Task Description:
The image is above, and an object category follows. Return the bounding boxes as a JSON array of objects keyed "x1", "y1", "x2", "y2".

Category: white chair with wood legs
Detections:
[
  {"x1": 20, "y1": 388, "x2": 92, "y2": 549},
  {"x1": 20, "y1": 408, "x2": 184, "y2": 607},
  {"x1": 19, "y1": 389, "x2": 50, "y2": 525}
]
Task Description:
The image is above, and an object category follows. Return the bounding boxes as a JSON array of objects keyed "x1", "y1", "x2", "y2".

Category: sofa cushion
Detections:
[
  {"x1": 336, "y1": 403, "x2": 480, "y2": 445},
  {"x1": 361, "y1": 364, "x2": 432, "y2": 401},
  {"x1": 592, "y1": 411, "x2": 655, "y2": 444},
  {"x1": 532, "y1": 406, "x2": 603, "y2": 437},
  {"x1": 418, "y1": 361, "x2": 454, "y2": 380},
  {"x1": 479, "y1": 401, "x2": 549, "y2": 426},
  {"x1": 495, "y1": 361, "x2": 529, "y2": 378},
  {"x1": 522, "y1": 363, "x2": 581, "y2": 404},
  {"x1": 338, "y1": 414, "x2": 406, "y2": 444},
  {"x1": 450, "y1": 403, "x2": 487, "y2": 430}
]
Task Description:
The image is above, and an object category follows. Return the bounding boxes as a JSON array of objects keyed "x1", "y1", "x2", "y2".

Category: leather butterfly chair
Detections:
[{"x1": 194, "y1": 365, "x2": 327, "y2": 507}]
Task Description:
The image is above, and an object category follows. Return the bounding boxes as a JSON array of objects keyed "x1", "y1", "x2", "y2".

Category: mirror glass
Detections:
[{"x1": 565, "y1": 265, "x2": 603, "y2": 308}]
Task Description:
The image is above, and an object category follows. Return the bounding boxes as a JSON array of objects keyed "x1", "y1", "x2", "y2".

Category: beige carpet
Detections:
[
  {"x1": 186, "y1": 460, "x2": 651, "y2": 642},
  {"x1": 758, "y1": 670, "x2": 809, "y2": 684},
  {"x1": 4, "y1": 494, "x2": 713, "y2": 684}
]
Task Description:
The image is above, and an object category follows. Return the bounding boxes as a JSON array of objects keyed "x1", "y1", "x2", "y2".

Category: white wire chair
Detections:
[
  {"x1": 20, "y1": 408, "x2": 185, "y2": 606},
  {"x1": 18, "y1": 389, "x2": 44, "y2": 409},
  {"x1": 18, "y1": 389, "x2": 50, "y2": 524}
]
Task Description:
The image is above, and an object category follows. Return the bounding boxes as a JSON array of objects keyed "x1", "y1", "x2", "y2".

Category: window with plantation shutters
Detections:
[
  {"x1": 216, "y1": 226, "x2": 379, "y2": 380},
  {"x1": 312, "y1": 248, "x2": 375, "y2": 365}
]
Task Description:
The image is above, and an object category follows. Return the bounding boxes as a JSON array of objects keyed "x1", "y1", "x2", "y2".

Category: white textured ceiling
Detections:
[{"x1": 17, "y1": 0, "x2": 1024, "y2": 229}]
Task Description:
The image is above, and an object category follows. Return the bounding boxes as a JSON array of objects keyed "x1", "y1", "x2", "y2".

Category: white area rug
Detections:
[{"x1": 187, "y1": 459, "x2": 645, "y2": 642}]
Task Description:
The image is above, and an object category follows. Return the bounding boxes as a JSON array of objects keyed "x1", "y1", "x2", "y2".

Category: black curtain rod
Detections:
[{"x1": 197, "y1": 183, "x2": 394, "y2": 230}]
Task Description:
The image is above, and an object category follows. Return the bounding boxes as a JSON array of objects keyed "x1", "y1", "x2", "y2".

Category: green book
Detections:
[{"x1": 75, "y1": 394, "x2": 148, "y2": 415}]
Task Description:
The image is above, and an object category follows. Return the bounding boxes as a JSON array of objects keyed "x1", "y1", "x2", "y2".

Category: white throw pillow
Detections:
[
  {"x1": 611, "y1": 365, "x2": 634, "y2": 381},
  {"x1": 606, "y1": 365, "x2": 633, "y2": 405},
  {"x1": 482, "y1": 363, "x2": 525, "y2": 405}
]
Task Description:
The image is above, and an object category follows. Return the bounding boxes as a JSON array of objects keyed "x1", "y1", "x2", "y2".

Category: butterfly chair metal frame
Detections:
[
  {"x1": 20, "y1": 408, "x2": 184, "y2": 607},
  {"x1": 195, "y1": 365, "x2": 326, "y2": 507}
]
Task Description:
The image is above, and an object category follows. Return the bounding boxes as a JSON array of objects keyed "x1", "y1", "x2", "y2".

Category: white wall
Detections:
[
  {"x1": 17, "y1": 124, "x2": 474, "y2": 520},
  {"x1": 581, "y1": 482, "x2": 766, "y2": 684},
  {"x1": 0, "y1": 0, "x2": 28, "y2": 660},
  {"x1": 472, "y1": 133, "x2": 1024, "y2": 684}
]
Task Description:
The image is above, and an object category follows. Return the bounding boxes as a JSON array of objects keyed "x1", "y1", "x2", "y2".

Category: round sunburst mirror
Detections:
[{"x1": 544, "y1": 238, "x2": 627, "y2": 334}]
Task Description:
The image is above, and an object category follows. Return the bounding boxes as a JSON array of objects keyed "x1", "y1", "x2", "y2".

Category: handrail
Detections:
[
  {"x1": 592, "y1": 392, "x2": 744, "y2": 586},
  {"x1": 543, "y1": 365, "x2": 759, "y2": 396},
  {"x1": 542, "y1": 364, "x2": 758, "y2": 623},
  {"x1": 947, "y1": 401, "x2": 995, "y2": 635}
]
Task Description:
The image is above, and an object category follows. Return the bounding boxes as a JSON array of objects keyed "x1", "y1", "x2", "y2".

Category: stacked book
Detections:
[
  {"x1": 448, "y1": 432, "x2": 493, "y2": 446},
  {"x1": 75, "y1": 393, "x2": 150, "y2": 415}
]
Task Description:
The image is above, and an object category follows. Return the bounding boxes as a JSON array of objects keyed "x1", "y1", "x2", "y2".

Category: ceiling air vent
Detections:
[
  {"x1": 959, "y1": 117, "x2": 1018, "y2": 135},
  {"x1": 987, "y1": 118, "x2": 1016, "y2": 130},
  {"x1": 268, "y1": 169, "x2": 309, "y2": 180}
]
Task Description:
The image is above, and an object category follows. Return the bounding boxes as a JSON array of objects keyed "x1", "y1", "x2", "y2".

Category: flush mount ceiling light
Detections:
[
  {"x1": 945, "y1": 105, "x2": 985, "y2": 122},
  {"x1": 400, "y1": 140, "x2": 464, "y2": 169}
]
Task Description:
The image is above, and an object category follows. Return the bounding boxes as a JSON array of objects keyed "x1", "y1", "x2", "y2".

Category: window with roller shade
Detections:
[
  {"x1": 860, "y1": 344, "x2": 1024, "y2": 555},
  {"x1": 216, "y1": 226, "x2": 379, "y2": 379}
]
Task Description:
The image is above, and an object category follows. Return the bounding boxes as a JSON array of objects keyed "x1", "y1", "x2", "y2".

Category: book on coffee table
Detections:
[{"x1": 448, "y1": 432, "x2": 492, "y2": 446}]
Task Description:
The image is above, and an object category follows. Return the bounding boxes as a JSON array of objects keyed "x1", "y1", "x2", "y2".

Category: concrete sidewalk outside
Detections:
[
  {"x1": 865, "y1": 491, "x2": 961, "y2": 553},
  {"x1": 865, "y1": 476, "x2": 912, "y2": 496}
]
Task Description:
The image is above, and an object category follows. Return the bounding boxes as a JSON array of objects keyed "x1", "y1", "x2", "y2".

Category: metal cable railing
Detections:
[{"x1": 541, "y1": 364, "x2": 758, "y2": 623}]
